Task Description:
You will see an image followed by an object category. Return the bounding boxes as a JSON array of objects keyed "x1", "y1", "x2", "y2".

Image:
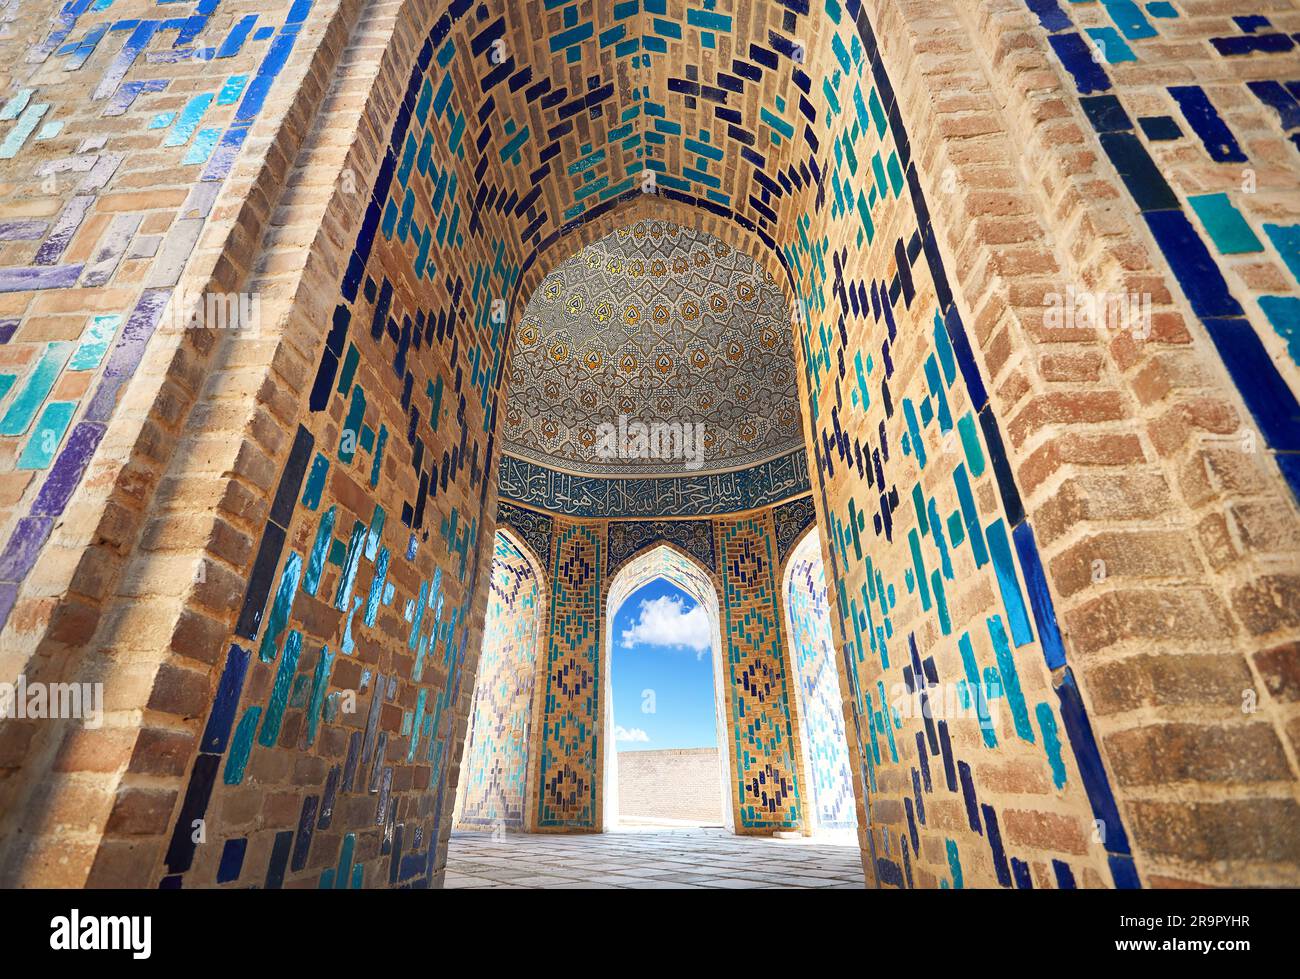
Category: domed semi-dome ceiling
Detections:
[{"x1": 502, "y1": 221, "x2": 804, "y2": 477}]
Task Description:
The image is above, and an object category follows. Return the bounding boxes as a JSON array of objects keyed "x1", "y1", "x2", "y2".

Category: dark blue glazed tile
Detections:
[
  {"x1": 264, "y1": 830, "x2": 293, "y2": 889},
  {"x1": 199, "y1": 644, "x2": 252, "y2": 753},
  {"x1": 958, "y1": 760, "x2": 982, "y2": 833},
  {"x1": 1201, "y1": 317, "x2": 1300, "y2": 452},
  {"x1": 978, "y1": 405, "x2": 1024, "y2": 527},
  {"x1": 1011, "y1": 857, "x2": 1034, "y2": 889},
  {"x1": 291, "y1": 795, "x2": 318, "y2": 871},
  {"x1": 1049, "y1": 33, "x2": 1112, "y2": 95},
  {"x1": 942, "y1": 305, "x2": 986, "y2": 410},
  {"x1": 1026, "y1": 0, "x2": 1071, "y2": 32},
  {"x1": 163, "y1": 754, "x2": 220, "y2": 873},
  {"x1": 388, "y1": 823, "x2": 404, "y2": 884},
  {"x1": 1143, "y1": 209, "x2": 1244, "y2": 319},
  {"x1": 1138, "y1": 115, "x2": 1182, "y2": 141},
  {"x1": 981, "y1": 803, "x2": 1012, "y2": 887},
  {"x1": 875, "y1": 857, "x2": 904, "y2": 887},
  {"x1": 1052, "y1": 859, "x2": 1077, "y2": 889},
  {"x1": 1108, "y1": 854, "x2": 1142, "y2": 889},
  {"x1": 1247, "y1": 80, "x2": 1300, "y2": 130},
  {"x1": 318, "y1": 764, "x2": 340, "y2": 828},
  {"x1": 1210, "y1": 32, "x2": 1293, "y2": 56},
  {"x1": 216, "y1": 838, "x2": 247, "y2": 883},
  {"x1": 1012, "y1": 521, "x2": 1068, "y2": 670},
  {"x1": 1169, "y1": 86, "x2": 1248, "y2": 162},
  {"x1": 914, "y1": 730, "x2": 932, "y2": 791},
  {"x1": 1055, "y1": 668, "x2": 1134, "y2": 860},
  {"x1": 1234, "y1": 14, "x2": 1271, "y2": 33},
  {"x1": 936, "y1": 719, "x2": 957, "y2": 791},
  {"x1": 1274, "y1": 452, "x2": 1300, "y2": 503},
  {"x1": 904, "y1": 796, "x2": 919, "y2": 850},
  {"x1": 1081, "y1": 94, "x2": 1132, "y2": 133},
  {"x1": 1099, "y1": 132, "x2": 1178, "y2": 211},
  {"x1": 233, "y1": 521, "x2": 286, "y2": 640},
  {"x1": 268, "y1": 425, "x2": 315, "y2": 528}
]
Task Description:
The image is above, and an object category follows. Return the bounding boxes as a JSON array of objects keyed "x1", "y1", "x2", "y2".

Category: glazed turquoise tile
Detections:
[
  {"x1": 16, "y1": 400, "x2": 76, "y2": 470},
  {"x1": 224, "y1": 707, "x2": 263, "y2": 785},
  {"x1": 68, "y1": 314, "x2": 121, "y2": 371},
  {"x1": 0, "y1": 342, "x2": 72, "y2": 437},
  {"x1": 1188, "y1": 193, "x2": 1262, "y2": 254},
  {"x1": 257, "y1": 551, "x2": 303, "y2": 663},
  {"x1": 258, "y1": 630, "x2": 302, "y2": 748}
]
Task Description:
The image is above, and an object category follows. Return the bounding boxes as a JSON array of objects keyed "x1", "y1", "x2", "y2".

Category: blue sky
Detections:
[{"x1": 609, "y1": 578, "x2": 719, "y2": 752}]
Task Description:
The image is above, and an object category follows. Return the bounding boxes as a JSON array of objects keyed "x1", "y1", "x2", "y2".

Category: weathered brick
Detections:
[
  {"x1": 1063, "y1": 588, "x2": 1236, "y2": 655},
  {"x1": 1000, "y1": 809, "x2": 1090, "y2": 855},
  {"x1": 1129, "y1": 799, "x2": 1300, "y2": 866},
  {"x1": 1104, "y1": 722, "x2": 1291, "y2": 786},
  {"x1": 105, "y1": 787, "x2": 179, "y2": 836},
  {"x1": 1252, "y1": 642, "x2": 1300, "y2": 703},
  {"x1": 129, "y1": 728, "x2": 198, "y2": 778},
  {"x1": 1082, "y1": 652, "x2": 1254, "y2": 715}
]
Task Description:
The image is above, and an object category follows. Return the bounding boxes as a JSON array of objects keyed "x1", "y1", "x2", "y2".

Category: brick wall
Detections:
[
  {"x1": 0, "y1": 0, "x2": 363, "y2": 887},
  {"x1": 843, "y1": 0, "x2": 1300, "y2": 887},
  {"x1": 616, "y1": 748, "x2": 725, "y2": 825}
]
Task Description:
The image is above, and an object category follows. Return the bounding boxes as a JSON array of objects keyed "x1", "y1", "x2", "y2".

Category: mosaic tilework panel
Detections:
[
  {"x1": 0, "y1": 0, "x2": 320, "y2": 631},
  {"x1": 773, "y1": 495, "x2": 817, "y2": 564},
  {"x1": 784, "y1": 531, "x2": 855, "y2": 831},
  {"x1": 716, "y1": 512, "x2": 802, "y2": 831},
  {"x1": 607, "y1": 517, "x2": 716, "y2": 575},
  {"x1": 535, "y1": 520, "x2": 602, "y2": 829},
  {"x1": 1025, "y1": 0, "x2": 1300, "y2": 500},
  {"x1": 299, "y1": 0, "x2": 844, "y2": 516},
  {"x1": 523, "y1": 513, "x2": 806, "y2": 835},
  {"x1": 498, "y1": 447, "x2": 811, "y2": 517},
  {"x1": 455, "y1": 532, "x2": 541, "y2": 830},
  {"x1": 606, "y1": 539, "x2": 718, "y2": 612},
  {"x1": 496, "y1": 500, "x2": 554, "y2": 570}
]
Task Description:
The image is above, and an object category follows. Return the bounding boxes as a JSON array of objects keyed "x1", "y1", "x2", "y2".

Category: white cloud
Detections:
[
  {"x1": 620, "y1": 594, "x2": 712, "y2": 658},
  {"x1": 614, "y1": 725, "x2": 650, "y2": 743}
]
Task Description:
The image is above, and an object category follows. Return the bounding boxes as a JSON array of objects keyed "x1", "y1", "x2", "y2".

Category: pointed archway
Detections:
[
  {"x1": 453, "y1": 528, "x2": 547, "y2": 832},
  {"x1": 781, "y1": 529, "x2": 857, "y2": 836},
  {"x1": 602, "y1": 543, "x2": 734, "y2": 833}
]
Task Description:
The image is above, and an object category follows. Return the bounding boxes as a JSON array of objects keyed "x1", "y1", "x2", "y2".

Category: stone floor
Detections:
[{"x1": 444, "y1": 826, "x2": 867, "y2": 889}]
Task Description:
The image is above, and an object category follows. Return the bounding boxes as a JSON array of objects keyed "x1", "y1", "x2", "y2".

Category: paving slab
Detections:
[{"x1": 446, "y1": 828, "x2": 865, "y2": 889}]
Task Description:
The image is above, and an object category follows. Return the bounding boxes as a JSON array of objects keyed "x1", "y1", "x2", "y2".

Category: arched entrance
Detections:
[
  {"x1": 602, "y1": 544, "x2": 734, "y2": 833},
  {"x1": 781, "y1": 530, "x2": 856, "y2": 837},
  {"x1": 452, "y1": 529, "x2": 546, "y2": 832}
]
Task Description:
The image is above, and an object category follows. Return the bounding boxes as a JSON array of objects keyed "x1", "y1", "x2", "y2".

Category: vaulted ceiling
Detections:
[
  {"x1": 314, "y1": 0, "x2": 892, "y2": 517},
  {"x1": 470, "y1": 0, "x2": 836, "y2": 308},
  {"x1": 502, "y1": 221, "x2": 802, "y2": 477}
]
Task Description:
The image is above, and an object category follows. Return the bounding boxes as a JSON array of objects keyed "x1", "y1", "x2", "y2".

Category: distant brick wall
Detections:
[{"x1": 617, "y1": 749, "x2": 724, "y2": 824}]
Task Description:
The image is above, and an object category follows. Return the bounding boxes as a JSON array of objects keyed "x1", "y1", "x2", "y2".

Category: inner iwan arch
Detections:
[
  {"x1": 601, "y1": 544, "x2": 733, "y2": 833},
  {"x1": 0, "y1": 0, "x2": 1295, "y2": 892}
]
